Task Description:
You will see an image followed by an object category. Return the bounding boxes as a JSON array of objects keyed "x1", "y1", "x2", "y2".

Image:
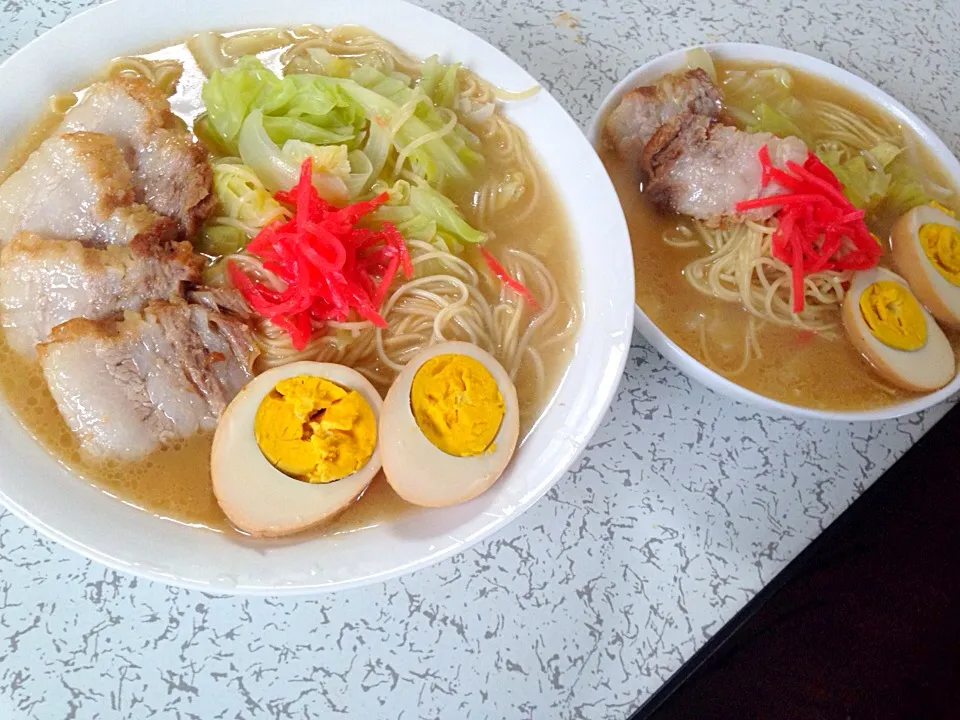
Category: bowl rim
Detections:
[
  {"x1": 0, "y1": 0, "x2": 634, "y2": 593},
  {"x1": 587, "y1": 41, "x2": 960, "y2": 422}
]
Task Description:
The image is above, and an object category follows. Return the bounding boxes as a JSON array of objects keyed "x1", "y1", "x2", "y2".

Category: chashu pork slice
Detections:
[
  {"x1": 640, "y1": 114, "x2": 809, "y2": 225},
  {"x1": 38, "y1": 299, "x2": 258, "y2": 459},
  {"x1": 61, "y1": 76, "x2": 215, "y2": 235},
  {"x1": 0, "y1": 132, "x2": 177, "y2": 247},
  {"x1": 0, "y1": 232, "x2": 202, "y2": 355},
  {"x1": 603, "y1": 69, "x2": 723, "y2": 164}
]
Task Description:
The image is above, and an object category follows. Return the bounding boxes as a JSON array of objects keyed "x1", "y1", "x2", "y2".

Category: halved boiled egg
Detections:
[
  {"x1": 379, "y1": 341, "x2": 519, "y2": 507},
  {"x1": 891, "y1": 202, "x2": 960, "y2": 327},
  {"x1": 842, "y1": 267, "x2": 955, "y2": 392},
  {"x1": 212, "y1": 361, "x2": 382, "y2": 537}
]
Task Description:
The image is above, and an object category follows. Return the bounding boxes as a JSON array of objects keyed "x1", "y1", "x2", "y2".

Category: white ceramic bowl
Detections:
[
  {"x1": 0, "y1": 0, "x2": 634, "y2": 594},
  {"x1": 587, "y1": 43, "x2": 960, "y2": 422}
]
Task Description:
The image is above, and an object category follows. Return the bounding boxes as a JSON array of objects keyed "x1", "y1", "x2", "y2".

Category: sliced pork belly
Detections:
[
  {"x1": 187, "y1": 286, "x2": 252, "y2": 318},
  {"x1": 604, "y1": 69, "x2": 723, "y2": 164},
  {"x1": 0, "y1": 132, "x2": 176, "y2": 247},
  {"x1": 38, "y1": 300, "x2": 258, "y2": 459},
  {"x1": 0, "y1": 232, "x2": 201, "y2": 355},
  {"x1": 640, "y1": 114, "x2": 809, "y2": 225},
  {"x1": 61, "y1": 77, "x2": 214, "y2": 235}
]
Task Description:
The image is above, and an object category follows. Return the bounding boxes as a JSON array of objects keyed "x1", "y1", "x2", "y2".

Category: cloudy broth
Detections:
[
  {"x1": 600, "y1": 60, "x2": 960, "y2": 410},
  {"x1": 0, "y1": 36, "x2": 580, "y2": 534}
]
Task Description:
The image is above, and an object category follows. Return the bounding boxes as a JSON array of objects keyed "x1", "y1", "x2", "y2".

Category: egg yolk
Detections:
[
  {"x1": 858, "y1": 280, "x2": 927, "y2": 351},
  {"x1": 918, "y1": 222, "x2": 960, "y2": 286},
  {"x1": 410, "y1": 354, "x2": 504, "y2": 457},
  {"x1": 254, "y1": 375, "x2": 376, "y2": 484}
]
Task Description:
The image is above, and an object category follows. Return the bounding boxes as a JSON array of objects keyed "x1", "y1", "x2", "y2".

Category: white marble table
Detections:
[{"x1": 1, "y1": 0, "x2": 958, "y2": 717}]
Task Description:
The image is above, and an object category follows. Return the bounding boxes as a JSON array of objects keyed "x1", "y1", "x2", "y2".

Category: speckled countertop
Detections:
[{"x1": 2, "y1": 0, "x2": 959, "y2": 718}]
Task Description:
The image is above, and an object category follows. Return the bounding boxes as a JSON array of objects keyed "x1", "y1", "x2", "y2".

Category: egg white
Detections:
[
  {"x1": 891, "y1": 204, "x2": 960, "y2": 327},
  {"x1": 842, "y1": 267, "x2": 955, "y2": 393},
  {"x1": 211, "y1": 361, "x2": 383, "y2": 538},
  {"x1": 379, "y1": 341, "x2": 520, "y2": 508}
]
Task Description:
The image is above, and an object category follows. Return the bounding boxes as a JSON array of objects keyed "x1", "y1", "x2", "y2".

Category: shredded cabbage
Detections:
[
  {"x1": 329, "y1": 76, "x2": 475, "y2": 187},
  {"x1": 408, "y1": 183, "x2": 487, "y2": 245},
  {"x1": 419, "y1": 55, "x2": 461, "y2": 109},
  {"x1": 366, "y1": 180, "x2": 486, "y2": 250},
  {"x1": 346, "y1": 61, "x2": 482, "y2": 161}
]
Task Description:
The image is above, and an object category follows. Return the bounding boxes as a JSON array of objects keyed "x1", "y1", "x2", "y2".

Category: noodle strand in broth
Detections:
[
  {"x1": 0, "y1": 24, "x2": 581, "y2": 534},
  {"x1": 178, "y1": 26, "x2": 578, "y2": 416}
]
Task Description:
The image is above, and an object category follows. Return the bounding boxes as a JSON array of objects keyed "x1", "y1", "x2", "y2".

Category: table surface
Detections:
[{"x1": 1, "y1": 0, "x2": 958, "y2": 718}]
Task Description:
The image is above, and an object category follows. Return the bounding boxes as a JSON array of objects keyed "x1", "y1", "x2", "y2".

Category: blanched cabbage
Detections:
[
  {"x1": 237, "y1": 110, "x2": 350, "y2": 203},
  {"x1": 195, "y1": 160, "x2": 289, "y2": 256},
  {"x1": 366, "y1": 180, "x2": 486, "y2": 250},
  {"x1": 419, "y1": 55, "x2": 461, "y2": 109},
  {"x1": 212, "y1": 161, "x2": 288, "y2": 229},
  {"x1": 196, "y1": 224, "x2": 248, "y2": 256},
  {"x1": 816, "y1": 142, "x2": 891, "y2": 209},
  {"x1": 684, "y1": 48, "x2": 718, "y2": 84},
  {"x1": 408, "y1": 183, "x2": 487, "y2": 245},
  {"x1": 718, "y1": 59, "x2": 934, "y2": 216},
  {"x1": 200, "y1": 56, "x2": 481, "y2": 193},
  {"x1": 724, "y1": 67, "x2": 794, "y2": 118},
  {"x1": 281, "y1": 141, "x2": 351, "y2": 178},
  {"x1": 883, "y1": 155, "x2": 933, "y2": 214},
  {"x1": 329, "y1": 76, "x2": 475, "y2": 187},
  {"x1": 342, "y1": 63, "x2": 483, "y2": 170},
  {"x1": 201, "y1": 57, "x2": 364, "y2": 155},
  {"x1": 822, "y1": 153, "x2": 891, "y2": 209},
  {"x1": 747, "y1": 103, "x2": 807, "y2": 143}
]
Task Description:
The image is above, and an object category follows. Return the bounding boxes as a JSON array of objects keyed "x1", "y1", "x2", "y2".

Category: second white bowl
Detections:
[{"x1": 587, "y1": 42, "x2": 960, "y2": 422}]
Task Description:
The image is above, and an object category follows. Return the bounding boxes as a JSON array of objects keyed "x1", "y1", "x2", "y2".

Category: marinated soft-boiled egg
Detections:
[
  {"x1": 891, "y1": 202, "x2": 960, "y2": 327},
  {"x1": 379, "y1": 342, "x2": 520, "y2": 507},
  {"x1": 212, "y1": 361, "x2": 383, "y2": 537},
  {"x1": 842, "y1": 267, "x2": 955, "y2": 392}
]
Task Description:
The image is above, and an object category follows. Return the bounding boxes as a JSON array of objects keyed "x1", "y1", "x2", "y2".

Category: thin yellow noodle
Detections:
[
  {"x1": 106, "y1": 57, "x2": 184, "y2": 97},
  {"x1": 663, "y1": 234, "x2": 701, "y2": 248},
  {"x1": 393, "y1": 106, "x2": 458, "y2": 177},
  {"x1": 221, "y1": 29, "x2": 295, "y2": 57},
  {"x1": 681, "y1": 219, "x2": 846, "y2": 336},
  {"x1": 808, "y1": 100, "x2": 900, "y2": 149},
  {"x1": 698, "y1": 315, "x2": 762, "y2": 377},
  {"x1": 492, "y1": 85, "x2": 541, "y2": 101},
  {"x1": 218, "y1": 235, "x2": 574, "y2": 414},
  {"x1": 188, "y1": 26, "x2": 578, "y2": 414},
  {"x1": 50, "y1": 93, "x2": 77, "y2": 114}
]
